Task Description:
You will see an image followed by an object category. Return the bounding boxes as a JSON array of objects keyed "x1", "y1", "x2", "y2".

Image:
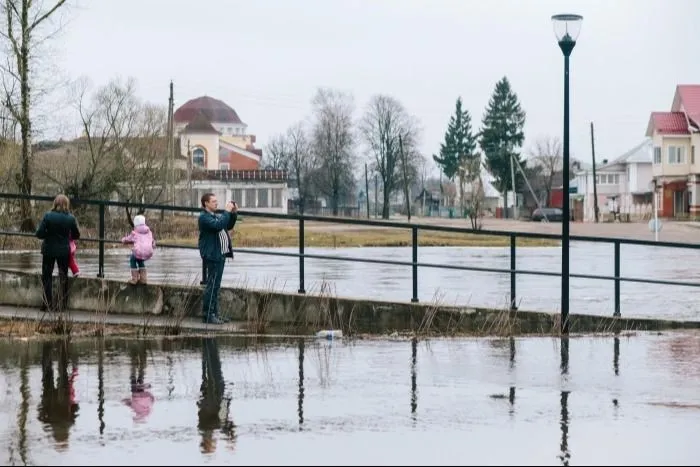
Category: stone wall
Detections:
[{"x1": 0, "y1": 268, "x2": 698, "y2": 335}]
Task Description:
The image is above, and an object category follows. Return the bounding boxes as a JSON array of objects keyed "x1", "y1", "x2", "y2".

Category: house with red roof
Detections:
[
  {"x1": 646, "y1": 85, "x2": 700, "y2": 217},
  {"x1": 173, "y1": 96, "x2": 288, "y2": 213}
]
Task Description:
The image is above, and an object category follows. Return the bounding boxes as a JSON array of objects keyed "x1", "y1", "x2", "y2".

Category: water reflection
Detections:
[
  {"x1": 122, "y1": 342, "x2": 154, "y2": 423},
  {"x1": 410, "y1": 338, "x2": 417, "y2": 422},
  {"x1": 559, "y1": 391, "x2": 570, "y2": 466},
  {"x1": 560, "y1": 337, "x2": 570, "y2": 375},
  {"x1": 0, "y1": 333, "x2": 696, "y2": 465},
  {"x1": 97, "y1": 340, "x2": 105, "y2": 436},
  {"x1": 297, "y1": 339, "x2": 304, "y2": 429},
  {"x1": 38, "y1": 341, "x2": 79, "y2": 451},
  {"x1": 198, "y1": 338, "x2": 236, "y2": 454}
]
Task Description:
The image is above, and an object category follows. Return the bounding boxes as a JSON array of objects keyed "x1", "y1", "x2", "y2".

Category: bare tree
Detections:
[
  {"x1": 529, "y1": 136, "x2": 562, "y2": 207},
  {"x1": 359, "y1": 94, "x2": 421, "y2": 219},
  {"x1": 35, "y1": 77, "x2": 169, "y2": 222},
  {"x1": 0, "y1": 0, "x2": 68, "y2": 231},
  {"x1": 264, "y1": 134, "x2": 289, "y2": 170},
  {"x1": 284, "y1": 122, "x2": 316, "y2": 213},
  {"x1": 310, "y1": 87, "x2": 355, "y2": 216}
]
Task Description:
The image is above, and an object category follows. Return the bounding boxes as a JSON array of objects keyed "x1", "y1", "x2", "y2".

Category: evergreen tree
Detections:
[
  {"x1": 433, "y1": 97, "x2": 478, "y2": 181},
  {"x1": 479, "y1": 77, "x2": 527, "y2": 212}
]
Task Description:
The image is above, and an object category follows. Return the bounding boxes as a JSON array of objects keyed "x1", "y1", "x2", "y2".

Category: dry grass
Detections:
[{"x1": 177, "y1": 220, "x2": 556, "y2": 248}]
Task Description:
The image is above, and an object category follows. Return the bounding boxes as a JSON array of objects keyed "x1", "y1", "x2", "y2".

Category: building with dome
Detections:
[{"x1": 173, "y1": 96, "x2": 288, "y2": 213}]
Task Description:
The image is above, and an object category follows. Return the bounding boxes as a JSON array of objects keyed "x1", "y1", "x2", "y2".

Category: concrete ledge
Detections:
[{"x1": 1, "y1": 268, "x2": 698, "y2": 335}]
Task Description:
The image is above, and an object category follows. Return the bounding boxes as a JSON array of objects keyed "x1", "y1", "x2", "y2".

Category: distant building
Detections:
[
  {"x1": 646, "y1": 84, "x2": 700, "y2": 218},
  {"x1": 173, "y1": 96, "x2": 288, "y2": 213}
]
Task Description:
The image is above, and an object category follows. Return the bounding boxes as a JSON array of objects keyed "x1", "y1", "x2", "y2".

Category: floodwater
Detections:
[
  {"x1": 0, "y1": 332, "x2": 698, "y2": 465},
  {"x1": 2, "y1": 241, "x2": 700, "y2": 320}
]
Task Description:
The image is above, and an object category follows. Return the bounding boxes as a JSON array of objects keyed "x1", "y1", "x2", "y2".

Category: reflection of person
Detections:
[
  {"x1": 122, "y1": 342, "x2": 155, "y2": 423},
  {"x1": 35, "y1": 194, "x2": 81, "y2": 312},
  {"x1": 198, "y1": 193, "x2": 237, "y2": 324},
  {"x1": 38, "y1": 341, "x2": 79, "y2": 451},
  {"x1": 198, "y1": 338, "x2": 235, "y2": 454}
]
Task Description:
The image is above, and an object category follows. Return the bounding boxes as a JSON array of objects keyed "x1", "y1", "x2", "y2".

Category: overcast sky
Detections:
[{"x1": 52, "y1": 0, "x2": 699, "y2": 173}]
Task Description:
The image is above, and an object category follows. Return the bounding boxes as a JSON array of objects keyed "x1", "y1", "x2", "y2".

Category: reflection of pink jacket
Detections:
[
  {"x1": 122, "y1": 390, "x2": 155, "y2": 423},
  {"x1": 121, "y1": 225, "x2": 155, "y2": 261}
]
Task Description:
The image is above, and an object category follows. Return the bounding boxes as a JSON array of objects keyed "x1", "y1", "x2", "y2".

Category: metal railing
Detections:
[{"x1": 1, "y1": 192, "x2": 700, "y2": 322}]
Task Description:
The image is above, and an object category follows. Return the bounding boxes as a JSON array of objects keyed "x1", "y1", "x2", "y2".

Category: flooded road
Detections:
[
  {"x1": 0, "y1": 332, "x2": 698, "y2": 465},
  {"x1": 2, "y1": 241, "x2": 699, "y2": 320}
]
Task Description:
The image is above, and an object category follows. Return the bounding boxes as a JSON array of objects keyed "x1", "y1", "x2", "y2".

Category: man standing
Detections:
[{"x1": 198, "y1": 193, "x2": 237, "y2": 324}]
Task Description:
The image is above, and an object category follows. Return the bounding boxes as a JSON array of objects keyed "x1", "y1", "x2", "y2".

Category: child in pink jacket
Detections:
[{"x1": 120, "y1": 214, "x2": 155, "y2": 285}]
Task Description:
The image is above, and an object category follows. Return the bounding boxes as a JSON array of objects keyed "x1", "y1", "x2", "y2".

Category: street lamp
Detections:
[{"x1": 552, "y1": 13, "x2": 583, "y2": 335}]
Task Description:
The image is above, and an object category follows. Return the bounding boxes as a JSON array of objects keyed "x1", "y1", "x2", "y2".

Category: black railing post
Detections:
[
  {"x1": 411, "y1": 227, "x2": 418, "y2": 303},
  {"x1": 614, "y1": 240, "x2": 621, "y2": 317},
  {"x1": 298, "y1": 217, "x2": 306, "y2": 294},
  {"x1": 97, "y1": 202, "x2": 105, "y2": 278},
  {"x1": 510, "y1": 234, "x2": 517, "y2": 311}
]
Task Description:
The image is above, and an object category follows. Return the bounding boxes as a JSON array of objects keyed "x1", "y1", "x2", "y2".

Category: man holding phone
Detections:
[{"x1": 198, "y1": 193, "x2": 238, "y2": 324}]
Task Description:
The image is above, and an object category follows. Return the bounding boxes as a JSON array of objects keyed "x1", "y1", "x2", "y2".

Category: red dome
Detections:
[{"x1": 174, "y1": 96, "x2": 243, "y2": 124}]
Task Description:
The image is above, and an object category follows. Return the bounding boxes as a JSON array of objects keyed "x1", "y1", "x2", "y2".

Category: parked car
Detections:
[{"x1": 531, "y1": 207, "x2": 564, "y2": 222}]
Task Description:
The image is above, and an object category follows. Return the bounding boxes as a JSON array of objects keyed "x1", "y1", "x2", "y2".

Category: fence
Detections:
[{"x1": 1, "y1": 192, "x2": 700, "y2": 328}]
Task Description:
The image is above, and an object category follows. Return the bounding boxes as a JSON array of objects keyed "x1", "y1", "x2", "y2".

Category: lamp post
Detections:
[{"x1": 552, "y1": 13, "x2": 583, "y2": 335}]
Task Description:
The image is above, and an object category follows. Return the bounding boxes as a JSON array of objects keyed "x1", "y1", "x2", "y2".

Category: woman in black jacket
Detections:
[{"x1": 35, "y1": 194, "x2": 81, "y2": 312}]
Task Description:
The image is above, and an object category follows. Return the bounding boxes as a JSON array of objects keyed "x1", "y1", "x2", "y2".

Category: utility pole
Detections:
[
  {"x1": 399, "y1": 135, "x2": 412, "y2": 222},
  {"x1": 590, "y1": 122, "x2": 600, "y2": 223},
  {"x1": 364, "y1": 163, "x2": 370, "y2": 219},
  {"x1": 168, "y1": 81, "x2": 175, "y2": 206},
  {"x1": 186, "y1": 139, "x2": 193, "y2": 206},
  {"x1": 374, "y1": 174, "x2": 378, "y2": 218},
  {"x1": 509, "y1": 149, "x2": 518, "y2": 220}
]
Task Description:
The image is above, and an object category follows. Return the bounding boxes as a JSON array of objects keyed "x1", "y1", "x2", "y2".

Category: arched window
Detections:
[{"x1": 192, "y1": 147, "x2": 205, "y2": 168}]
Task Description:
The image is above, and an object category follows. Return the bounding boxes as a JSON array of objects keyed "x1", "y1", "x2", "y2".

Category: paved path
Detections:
[{"x1": 0, "y1": 305, "x2": 248, "y2": 334}]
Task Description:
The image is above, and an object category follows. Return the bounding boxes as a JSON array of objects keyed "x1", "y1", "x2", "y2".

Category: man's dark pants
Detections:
[{"x1": 202, "y1": 259, "x2": 226, "y2": 322}]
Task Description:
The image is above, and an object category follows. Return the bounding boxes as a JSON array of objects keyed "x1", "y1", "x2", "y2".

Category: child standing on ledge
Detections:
[{"x1": 121, "y1": 214, "x2": 155, "y2": 285}]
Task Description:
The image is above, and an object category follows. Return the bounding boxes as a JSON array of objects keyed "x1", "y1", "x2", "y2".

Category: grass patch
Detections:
[{"x1": 174, "y1": 221, "x2": 558, "y2": 248}]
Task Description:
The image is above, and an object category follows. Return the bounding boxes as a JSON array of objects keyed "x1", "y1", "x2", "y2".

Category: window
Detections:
[
  {"x1": 219, "y1": 163, "x2": 230, "y2": 170},
  {"x1": 653, "y1": 147, "x2": 661, "y2": 164},
  {"x1": 244, "y1": 188, "x2": 256, "y2": 207},
  {"x1": 232, "y1": 189, "x2": 243, "y2": 205},
  {"x1": 272, "y1": 188, "x2": 283, "y2": 208},
  {"x1": 257, "y1": 189, "x2": 269, "y2": 208},
  {"x1": 692, "y1": 146, "x2": 696, "y2": 164},
  {"x1": 667, "y1": 146, "x2": 685, "y2": 164},
  {"x1": 192, "y1": 147, "x2": 205, "y2": 168},
  {"x1": 596, "y1": 174, "x2": 620, "y2": 185}
]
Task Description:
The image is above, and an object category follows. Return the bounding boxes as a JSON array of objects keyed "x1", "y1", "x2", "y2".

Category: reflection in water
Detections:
[
  {"x1": 509, "y1": 336, "x2": 516, "y2": 369},
  {"x1": 198, "y1": 338, "x2": 236, "y2": 454},
  {"x1": 97, "y1": 340, "x2": 105, "y2": 436},
  {"x1": 560, "y1": 338, "x2": 570, "y2": 375},
  {"x1": 613, "y1": 335, "x2": 620, "y2": 376},
  {"x1": 410, "y1": 338, "x2": 417, "y2": 421},
  {"x1": 0, "y1": 334, "x2": 696, "y2": 464},
  {"x1": 38, "y1": 341, "x2": 79, "y2": 451},
  {"x1": 122, "y1": 342, "x2": 154, "y2": 423},
  {"x1": 297, "y1": 339, "x2": 305, "y2": 429},
  {"x1": 559, "y1": 391, "x2": 571, "y2": 466},
  {"x1": 9, "y1": 351, "x2": 31, "y2": 466}
]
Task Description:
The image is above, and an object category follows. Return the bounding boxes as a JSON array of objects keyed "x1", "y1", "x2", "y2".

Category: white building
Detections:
[{"x1": 574, "y1": 140, "x2": 653, "y2": 221}]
